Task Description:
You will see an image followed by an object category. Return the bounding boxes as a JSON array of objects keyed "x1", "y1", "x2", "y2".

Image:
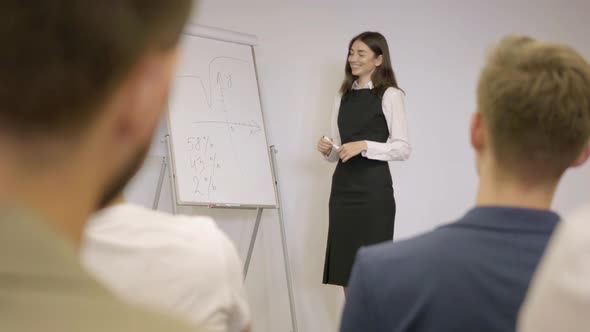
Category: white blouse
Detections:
[{"x1": 325, "y1": 81, "x2": 411, "y2": 162}]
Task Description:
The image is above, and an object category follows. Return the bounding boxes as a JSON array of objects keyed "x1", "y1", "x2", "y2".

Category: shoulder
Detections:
[
  {"x1": 357, "y1": 231, "x2": 444, "y2": 271},
  {"x1": 82, "y1": 205, "x2": 240, "y2": 324},
  {"x1": 347, "y1": 231, "x2": 455, "y2": 313},
  {"x1": 549, "y1": 204, "x2": 590, "y2": 255},
  {"x1": 87, "y1": 203, "x2": 184, "y2": 228},
  {"x1": 536, "y1": 204, "x2": 590, "y2": 259},
  {"x1": 355, "y1": 227, "x2": 462, "y2": 289},
  {"x1": 382, "y1": 87, "x2": 404, "y2": 100},
  {"x1": 566, "y1": 204, "x2": 590, "y2": 228},
  {"x1": 89, "y1": 202, "x2": 219, "y2": 235},
  {"x1": 85, "y1": 203, "x2": 228, "y2": 267}
]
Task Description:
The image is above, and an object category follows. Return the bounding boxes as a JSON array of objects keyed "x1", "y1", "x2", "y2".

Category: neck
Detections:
[
  {"x1": 357, "y1": 75, "x2": 372, "y2": 87},
  {"x1": 476, "y1": 167, "x2": 559, "y2": 210},
  {"x1": 0, "y1": 150, "x2": 100, "y2": 249}
]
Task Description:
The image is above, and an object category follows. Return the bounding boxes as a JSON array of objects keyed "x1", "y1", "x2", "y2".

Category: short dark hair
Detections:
[{"x1": 0, "y1": 0, "x2": 192, "y2": 139}]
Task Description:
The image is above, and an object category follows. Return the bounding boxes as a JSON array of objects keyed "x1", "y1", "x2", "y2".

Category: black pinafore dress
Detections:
[{"x1": 323, "y1": 89, "x2": 396, "y2": 286}]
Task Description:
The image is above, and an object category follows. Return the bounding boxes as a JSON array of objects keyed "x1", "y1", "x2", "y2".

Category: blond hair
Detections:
[{"x1": 477, "y1": 35, "x2": 590, "y2": 179}]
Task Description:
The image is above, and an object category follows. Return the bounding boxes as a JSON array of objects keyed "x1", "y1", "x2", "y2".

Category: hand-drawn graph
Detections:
[
  {"x1": 174, "y1": 57, "x2": 265, "y2": 199},
  {"x1": 167, "y1": 35, "x2": 276, "y2": 206}
]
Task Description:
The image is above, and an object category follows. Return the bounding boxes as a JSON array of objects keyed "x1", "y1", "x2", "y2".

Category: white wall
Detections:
[{"x1": 125, "y1": 1, "x2": 590, "y2": 331}]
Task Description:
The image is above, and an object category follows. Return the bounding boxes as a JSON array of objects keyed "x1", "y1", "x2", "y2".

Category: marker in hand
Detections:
[{"x1": 323, "y1": 136, "x2": 340, "y2": 150}]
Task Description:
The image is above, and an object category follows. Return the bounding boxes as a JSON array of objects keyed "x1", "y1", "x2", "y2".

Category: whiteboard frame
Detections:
[{"x1": 166, "y1": 24, "x2": 278, "y2": 208}]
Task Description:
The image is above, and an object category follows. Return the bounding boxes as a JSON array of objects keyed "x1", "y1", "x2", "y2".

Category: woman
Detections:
[{"x1": 317, "y1": 31, "x2": 411, "y2": 290}]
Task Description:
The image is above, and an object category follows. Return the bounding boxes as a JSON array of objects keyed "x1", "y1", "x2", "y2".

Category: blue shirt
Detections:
[{"x1": 340, "y1": 206, "x2": 559, "y2": 332}]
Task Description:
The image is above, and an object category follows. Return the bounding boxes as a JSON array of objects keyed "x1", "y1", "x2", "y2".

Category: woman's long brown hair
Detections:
[{"x1": 339, "y1": 31, "x2": 402, "y2": 98}]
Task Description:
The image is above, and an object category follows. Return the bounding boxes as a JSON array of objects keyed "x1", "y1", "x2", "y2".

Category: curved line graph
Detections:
[
  {"x1": 176, "y1": 56, "x2": 248, "y2": 110},
  {"x1": 174, "y1": 55, "x2": 263, "y2": 199}
]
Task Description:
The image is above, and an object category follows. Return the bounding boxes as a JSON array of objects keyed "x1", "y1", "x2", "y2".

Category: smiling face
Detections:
[{"x1": 348, "y1": 39, "x2": 383, "y2": 82}]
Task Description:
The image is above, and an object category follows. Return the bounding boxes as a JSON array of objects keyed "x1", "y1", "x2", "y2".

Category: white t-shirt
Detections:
[
  {"x1": 518, "y1": 204, "x2": 590, "y2": 332},
  {"x1": 82, "y1": 203, "x2": 250, "y2": 332}
]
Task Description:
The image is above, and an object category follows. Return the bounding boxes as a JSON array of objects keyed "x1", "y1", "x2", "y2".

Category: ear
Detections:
[
  {"x1": 375, "y1": 54, "x2": 383, "y2": 67},
  {"x1": 470, "y1": 112, "x2": 485, "y2": 152},
  {"x1": 571, "y1": 139, "x2": 590, "y2": 167},
  {"x1": 115, "y1": 49, "x2": 179, "y2": 146}
]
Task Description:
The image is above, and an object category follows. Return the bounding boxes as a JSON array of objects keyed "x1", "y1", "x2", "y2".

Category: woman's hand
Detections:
[
  {"x1": 317, "y1": 137, "x2": 333, "y2": 156},
  {"x1": 338, "y1": 141, "x2": 368, "y2": 162}
]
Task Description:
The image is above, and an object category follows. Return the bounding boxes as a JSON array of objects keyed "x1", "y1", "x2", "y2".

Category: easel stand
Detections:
[{"x1": 153, "y1": 136, "x2": 298, "y2": 332}]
